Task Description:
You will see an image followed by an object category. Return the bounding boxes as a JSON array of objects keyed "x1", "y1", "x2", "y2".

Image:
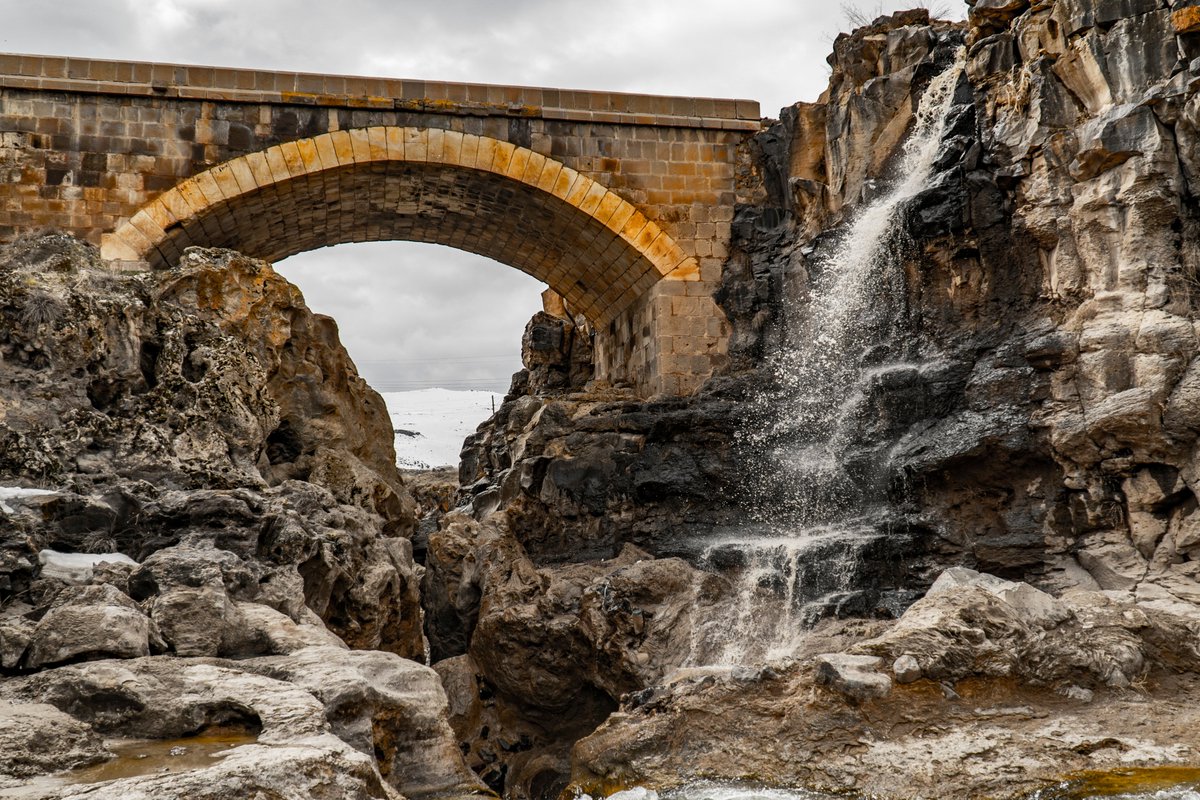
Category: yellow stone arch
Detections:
[{"x1": 101, "y1": 126, "x2": 698, "y2": 325}]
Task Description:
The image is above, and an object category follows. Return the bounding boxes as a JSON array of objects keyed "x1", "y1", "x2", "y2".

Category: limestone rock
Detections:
[
  {"x1": 41, "y1": 735, "x2": 401, "y2": 800},
  {"x1": 814, "y1": 653, "x2": 892, "y2": 699},
  {"x1": 221, "y1": 602, "x2": 347, "y2": 657},
  {"x1": 928, "y1": 566, "x2": 1072, "y2": 629},
  {"x1": 893, "y1": 654, "x2": 923, "y2": 683},
  {"x1": 246, "y1": 646, "x2": 482, "y2": 798},
  {"x1": 853, "y1": 570, "x2": 1145, "y2": 688},
  {"x1": 25, "y1": 584, "x2": 161, "y2": 669},
  {"x1": 0, "y1": 650, "x2": 480, "y2": 799},
  {"x1": 568, "y1": 659, "x2": 1200, "y2": 800},
  {"x1": 0, "y1": 237, "x2": 413, "y2": 530},
  {"x1": 0, "y1": 610, "x2": 35, "y2": 668},
  {"x1": 0, "y1": 703, "x2": 108, "y2": 779},
  {"x1": 0, "y1": 239, "x2": 426, "y2": 662}
]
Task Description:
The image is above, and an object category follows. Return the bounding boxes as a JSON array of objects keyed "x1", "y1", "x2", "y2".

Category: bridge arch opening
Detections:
[
  {"x1": 278, "y1": 239, "x2": 543, "y2": 394},
  {"x1": 277, "y1": 239, "x2": 544, "y2": 469},
  {"x1": 102, "y1": 127, "x2": 698, "y2": 329}
]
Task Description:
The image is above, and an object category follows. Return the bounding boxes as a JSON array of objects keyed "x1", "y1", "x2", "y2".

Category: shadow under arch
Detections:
[{"x1": 101, "y1": 127, "x2": 699, "y2": 325}]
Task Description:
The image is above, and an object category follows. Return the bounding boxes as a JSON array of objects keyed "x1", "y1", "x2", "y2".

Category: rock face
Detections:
[
  {"x1": 0, "y1": 703, "x2": 109, "y2": 780},
  {"x1": 0, "y1": 237, "x2": 408, "y2": 524},
  {"x1": 0, "y1": 238, "x2": 423, "y2": 660},
  {"x1": 433, "y1": 4, "x2": 1200, "y2": 798},
  {"x1": 9, "y1": 1, "x2": 1200, "y2": 798},
  {"x1": 717, "y1": 0, "x2": 1200, "y2": 614},
  {"x1": 456, "y1": 381, "x2": 746, "y2": 564},
  {"x1": 422, "y1": 511, "x2": 722, "y2": 795},
  {"x1": 0, "y1": 238, "x2": 466, "y2": 795}
]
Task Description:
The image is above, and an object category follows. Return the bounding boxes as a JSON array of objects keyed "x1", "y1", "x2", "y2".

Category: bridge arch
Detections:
[{"x1": 101, "y1": 127, "x2": 698, "y2": 326}]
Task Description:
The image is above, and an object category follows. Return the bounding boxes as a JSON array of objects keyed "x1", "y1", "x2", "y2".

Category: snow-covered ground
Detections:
[
  {"x1": 0, "y1": 486, "x2": 58, "y2": 514},
  {"x1": 382, "y1": 388, "x2": 504, "y2": 470}
]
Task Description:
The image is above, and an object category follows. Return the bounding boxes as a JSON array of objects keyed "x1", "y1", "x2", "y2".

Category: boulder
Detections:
[
  {"x1": 37, "y1": 550, "x2": 137, "y2": 584},
  {"x1": 246, "y1": 646, "x2": 482, "y2": 798},
  {"x1": 0, "y1": 652, "x2": 476, "y2": 799},
  {"x1": 45, "y1": 735, "x2": 399, "y2": 800},
  {"x1": 854, "y1": 569, "x2": 1146, "y2": 687},
  {"x1": 0, "y1": 703, "x2": 108, "y2": 780},
  {"x1": 25, "y1": 585, "x2": 161, "y2": 669},
  {"x1": 0, "y1": 613, "x2": 34, "y2": 668},
  {"x1": 892, "y1": 654, "x2": 923, "y2": 684},
  {"x1": 814, "y1": 653, "x2": 892, "y2": 699},
  {"x1": 928, "y1": 567, "x2": 1072, "y2": 629}
]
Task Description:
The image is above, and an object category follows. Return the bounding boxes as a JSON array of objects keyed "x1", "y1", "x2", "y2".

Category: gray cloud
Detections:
[
  {"x1": 3, "y1": 0, "x2": 966, "y2": 390},
  {"x1": 277, "y1": 243, "x2": 544, "y2": 392}
]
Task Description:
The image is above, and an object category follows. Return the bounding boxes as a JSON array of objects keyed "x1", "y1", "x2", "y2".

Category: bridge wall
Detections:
[{"x1": 0, "y1": 55, "x2": 760, "y2": 395}]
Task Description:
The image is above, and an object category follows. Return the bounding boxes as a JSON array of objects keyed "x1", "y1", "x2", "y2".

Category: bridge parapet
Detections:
[{"x1": 0, "y1": 54, "x2": 760, "y2": 131}]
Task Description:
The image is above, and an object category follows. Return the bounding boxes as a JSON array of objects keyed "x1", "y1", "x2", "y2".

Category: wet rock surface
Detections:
[
  {"x1": 422, "y1": 511, "x2": 724, "y2": 794},
  {"x1": 571, "y1": 665, "x2": 1200, "y2": 800},
  {"x1": 429, "y1": 3, "x2": 1200, "y2": 798}
]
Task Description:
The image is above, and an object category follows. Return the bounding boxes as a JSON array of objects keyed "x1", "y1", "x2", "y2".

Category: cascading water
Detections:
[{"x1": 690, "y1": 49, "x2": 967, "y2": 666}]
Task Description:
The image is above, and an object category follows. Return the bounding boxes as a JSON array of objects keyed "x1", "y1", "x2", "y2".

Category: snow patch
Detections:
[
  {"x1": 39, "y1": 549, "x2": 139, "y2": 584},
  {"x1": 0, "y1": 486, "x2": 58, "y2": 514},
  {"x1": 381, "y1": 388, "x2": 503, "y2": 469}
]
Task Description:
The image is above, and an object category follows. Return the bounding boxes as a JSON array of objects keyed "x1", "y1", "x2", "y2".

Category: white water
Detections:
[
  {"x1": 693, "y1": 51, "x2": 966, "y2": 666},
  {"x1": 760, "y1": 48, "x2": 966, "y2": 523}
]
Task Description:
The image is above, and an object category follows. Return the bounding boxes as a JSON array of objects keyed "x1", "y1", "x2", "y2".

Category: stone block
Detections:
[
  {"x1": 893, "y1": 655, "x2": 922, "y2": 684},
  {"x1": 814, "y1": 653, "x2": 892, "y2": 700},
  {"x1": 1175, "y1": 5, "x2": 1200, "y2": 33}
]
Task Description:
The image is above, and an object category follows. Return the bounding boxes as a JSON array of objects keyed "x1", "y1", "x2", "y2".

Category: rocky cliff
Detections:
[
  {"x1": 8, "y1": 2, "x2": 1200, "y2": 798},
  {"x1": 0, "y1": 237, "x2": 482, "y2": 798},
  {"x1": 423, "y1": 3, "x2": 1200, "y2": 798}
]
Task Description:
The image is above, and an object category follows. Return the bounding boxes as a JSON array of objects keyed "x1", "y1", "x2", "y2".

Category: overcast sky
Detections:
[{"x1": 3, "y1": 0, "x2": 965, "y2": 392}]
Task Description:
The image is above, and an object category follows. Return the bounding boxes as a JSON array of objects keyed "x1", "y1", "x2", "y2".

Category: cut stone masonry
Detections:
[{"x1": 0, "y1": 54, "x2": 761, "y2": 395}]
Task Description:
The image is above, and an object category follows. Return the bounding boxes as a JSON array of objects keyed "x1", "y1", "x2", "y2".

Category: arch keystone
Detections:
[
  {"x1": 385, "y1": 127, "x2": 405, "y2": 160},
  {"x1": 316, "y1": 132, "x2": 342, "y2": 168},
  {"x1": 264, "y1": 147, "x2": 292, "y2": 183},
  {"x1": 403, "y1": 128, "x2": 429, "y2": 162},
  {"x1": 348, "y1": 128, "x2": 372, "y2": 163},
  {"x1": 426, "y1": 128, "x2": 447, "y2": 163},
  {"x1": 294, "y1": 139, "x2": 323, "y2": 174},
  {"x1": 243, "y1": 151, "x2": 274, "y2": 188},
  {"x1": 442, "y1": 130, "x2": 465, "y2": 164},
  {"x1": 459, "y1": 133, "x2": 481, "y2": 167}
]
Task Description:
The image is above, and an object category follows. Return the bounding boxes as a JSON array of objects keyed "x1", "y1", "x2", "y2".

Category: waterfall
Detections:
[{"x1": 691, "y1": 50, "x2": 967, "y2": 666}]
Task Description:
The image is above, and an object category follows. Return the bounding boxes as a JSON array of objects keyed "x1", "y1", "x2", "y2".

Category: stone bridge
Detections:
[{"x1": 0, "y1": 54, "x2": 761, "y2": 395}]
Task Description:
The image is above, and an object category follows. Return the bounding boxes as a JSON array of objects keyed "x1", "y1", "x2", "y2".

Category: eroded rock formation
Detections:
[
  {"x1": 429, "y1": 3, "x2": 1200, "y2": 798},
  {"x1": 0, "y1": 237, "x2": 465, "y2": 796},
  {"x1": 9, "y1": 1, "x2": 1200, "y2": 798}
]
